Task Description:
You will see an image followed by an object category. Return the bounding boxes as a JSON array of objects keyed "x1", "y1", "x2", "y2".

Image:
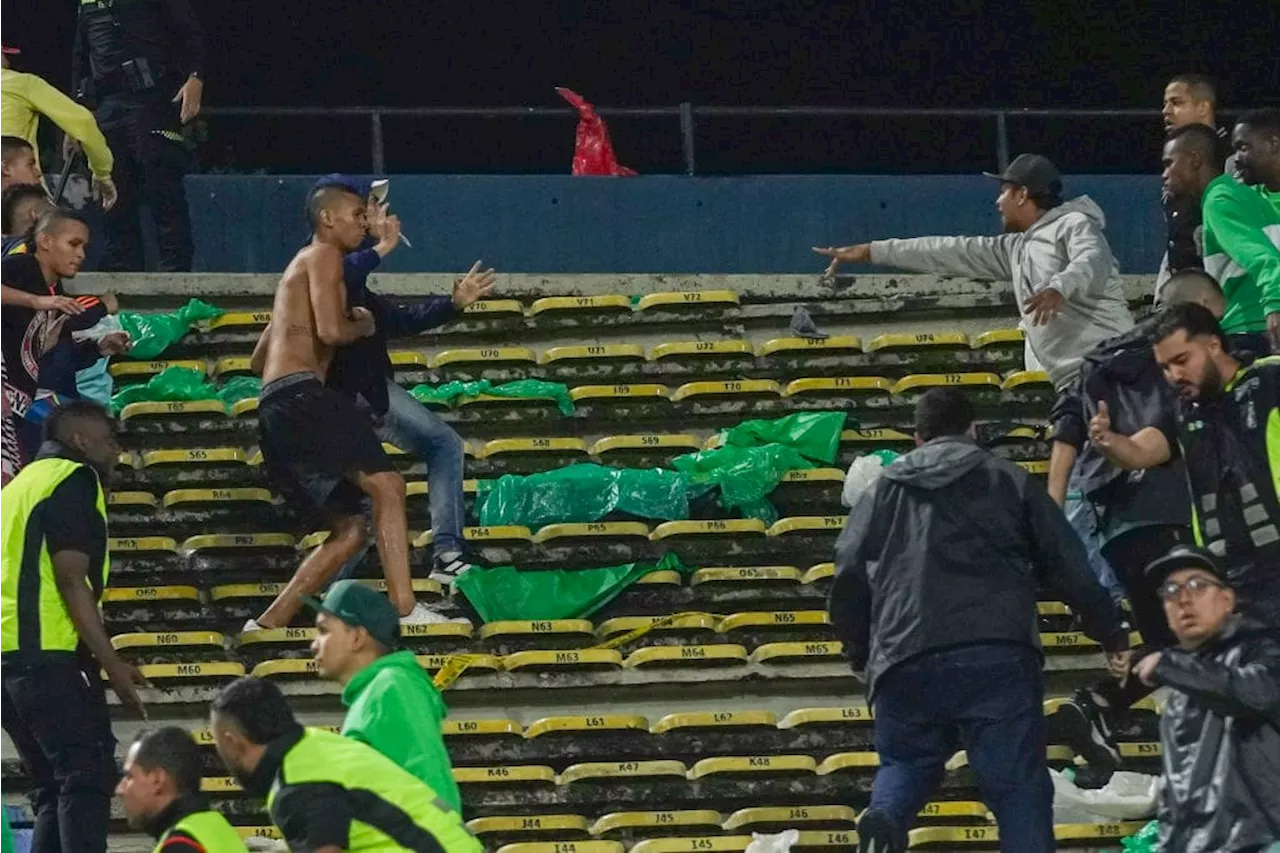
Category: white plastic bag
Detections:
[
  {"x1": 744, "y1": 829, "x2": 800, "y2": 853},
  {"x1": 1050, "y1": 767, "x2": 1159, "y2": 824}
]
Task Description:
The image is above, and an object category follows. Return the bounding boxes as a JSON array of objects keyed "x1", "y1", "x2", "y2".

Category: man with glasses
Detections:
[{"x1": 1135, "y1": 545, "x2": 1280, "y2": 853}]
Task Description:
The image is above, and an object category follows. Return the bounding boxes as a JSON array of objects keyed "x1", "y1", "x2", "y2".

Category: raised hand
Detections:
[{"x1": 452, "y1": 261, "x2": 497, "y2": 309}]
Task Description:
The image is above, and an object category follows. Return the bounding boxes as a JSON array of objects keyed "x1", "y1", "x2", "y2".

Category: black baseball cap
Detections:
[
  {"x1": 1144, "y1": 544, "x2": 1230, "y2": 586},
  {"x1": 983, "y1": 153, "x2": 1062, "y2": 196},
  {"x1": 303, "y1": 580, "x2": 401, "y2": 649}
]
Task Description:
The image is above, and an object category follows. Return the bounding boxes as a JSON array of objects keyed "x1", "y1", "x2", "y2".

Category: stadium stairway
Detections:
[{"x1": 3, "y1": 273, "x2": 1161, "y2": 851}]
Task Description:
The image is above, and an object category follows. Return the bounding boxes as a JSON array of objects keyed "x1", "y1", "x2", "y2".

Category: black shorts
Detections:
[{"x1": 257, "y1": 372, "x2": 392, "y2": 521}]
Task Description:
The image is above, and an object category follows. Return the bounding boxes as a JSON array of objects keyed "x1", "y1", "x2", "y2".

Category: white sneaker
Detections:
[
  {"x1": 242, "y1": 618, "x2": 264, "y2": 634},
  {"x1": 430, "y1": 552, "x2": 475, "y2": 586},
  {"x1": 401, "y1": 601, "x2": 470, "y2": 626}
]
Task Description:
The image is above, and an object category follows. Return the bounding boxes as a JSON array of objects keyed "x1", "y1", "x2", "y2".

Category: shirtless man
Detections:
[{"x1": 246, "y1": 183, "x2": 438, "y2": 630}]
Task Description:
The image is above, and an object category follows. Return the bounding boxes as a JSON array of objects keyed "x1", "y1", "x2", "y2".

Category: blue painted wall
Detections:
[{"x1": 186, "y1": 174, "x2": 1165, "y2": 275}]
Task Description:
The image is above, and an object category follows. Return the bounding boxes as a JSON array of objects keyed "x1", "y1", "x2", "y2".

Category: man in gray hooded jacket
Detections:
[
  {"x1": 831, "y1": 388, "x2": 1131, "y2": 853},
  {"x1": 815, "y1": 153, "x2": 1133, "y2": 390}
]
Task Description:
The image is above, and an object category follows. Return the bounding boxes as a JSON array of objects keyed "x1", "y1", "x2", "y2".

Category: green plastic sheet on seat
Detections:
[
  {"x1": 1120, "y1": 820, "x2": 1158, "y2": 852},
  {"x1": 720, "y1": 411, "x2": 846, "y2": 464},
  {"x1": 478, "y1": 463, "x2": 689, "y2": 528},
  {"x1": 456, "y1": 552, "x2": 691, "y2": 623},
  {"x1": 410, "y1": 379, "x2": 574, "y2": 415},
  {"x1": 109, "y1": 367, "x2": 259, "y2": 414},
  {"x1": 671, "y1": 442, "x2": 816, "y2": 524},
  {"x1": 117, "y1": 299, "x2": 224, "y2": 360}
]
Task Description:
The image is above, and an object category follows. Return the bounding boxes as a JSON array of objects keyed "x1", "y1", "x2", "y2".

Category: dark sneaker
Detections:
[
  {"x1": 858, "y1": 808, "x2": 904, "y2": 853},
  {"x1": 430, "y1": 551, "x2": 476, "y2": 586},
  {"x1": 1057, "y1": 689, "x2": 1122, "y2": 773}
]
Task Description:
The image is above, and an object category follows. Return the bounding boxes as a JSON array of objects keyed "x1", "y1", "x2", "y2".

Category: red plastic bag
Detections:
[{"x1": 556, "y1": 87, "x2": 637, "y2": 176}]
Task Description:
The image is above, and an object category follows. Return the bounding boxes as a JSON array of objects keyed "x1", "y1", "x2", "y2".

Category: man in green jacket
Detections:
[{"x1": 308, "y1": 580, "x2": 463, "y2": 812}]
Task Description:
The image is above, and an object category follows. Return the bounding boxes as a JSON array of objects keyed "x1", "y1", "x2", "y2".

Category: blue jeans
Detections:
[
  {"x1": 339, "y1": 380, "x2": 466, "y2": 575},
  {"x1": 869, "y1": 643, "x2": 1055, "y2": 853},
  {"x1": 1066, "y1": 463, "x2": 1125, "y2": 606}
]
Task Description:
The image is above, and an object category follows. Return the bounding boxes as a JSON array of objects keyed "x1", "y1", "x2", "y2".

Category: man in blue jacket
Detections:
[{"x1": 315, "y1": 175, "x2": 495, "y2": 585}]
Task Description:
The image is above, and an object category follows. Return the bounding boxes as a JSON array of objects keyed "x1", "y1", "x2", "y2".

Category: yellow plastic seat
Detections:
[
  {"x1": 250, "y1": 658, "x2": 320, "y2": 679},
  {"x1": 689, "y1": 566, "x2": 802, "y2": 588},
  {"x1": 719, "y1": 610, "x2": 831, "y2": 637},
  {"x1": 102, "y1": 585, "x2": 199, "y2": 605},
  {"x1": 211, "y1": 357, "x2": 254, "y2": 379},
  {"x1": 181, "y1": 533, "x2": 295, "y2": 554},
  {"x1": 140, "y1": 447, "x2": 249, "y2": 469},
  {"x1": 441, "y1": 719, "x2": 524, "y2": 740},
  {"x1": 528, "y1": 294, "x2": 633, "y2": 318},
  {"x1": 121, "y1": 400, "x2": 227, "y2": 423},
  {"x1": 1118, "y1": 742, "x2": 1162, "y2": 760},
  {"x1": 201, "y1": 777, "x2": 245, "y2": 794},
  {"x1": 1041, "y1": 630, "x2": 1142, "y2": 651},
  {"x1": 589, "y1": 434, "x2": 701, "y2": 458},
  {"x1": 916, "y1": 802, "x2": 991, "y2": 822},
  {"x1": 865, "y1": 332, "x2": 971, "y2": 353},
  {"x1": 595, "y1": 613, "x2": 721, "y2": 645},
  {"x1": 891, "y1": 373, "x2": 1002, "y2": 394},
  {"x1": 671, "y1": 379, "x2": 781, "y2": 402},
  {"x1": 635, "y1": 290, "x2": 740, "y2": 312},
  {"x1": 650, "y1": 710, "x2": 776, "y2": 734},
  {"x1": 466, "y1": 815, "x2": 591, "y2": 843},
  {"x1": 629, "y1": 838, "x2": 751, "y2": 853},
  {"x1": 840, "y1": 428, "x2": 915, "y2": 449},
  {"x1": 623, "y1": 644, "x2": 749, "y2": 669},
  {"x1": 907, "y1": 825, "x2": 998, "y2": 848},
  {"x1": 161, "y1": 487, "x2": 274, "y2": 510},
  {"x1": 1053, "y1": 822, "x2": 1148, "y2": 843},
  {"x1": 569, "y1": 384, "x2": 672, "y2": 405},
  {"x1": 815, "y1": 752, "x2": 881, "y2": 775},
  {"x1": 757, "y1": 336, "x2": 863, "y2": 358},
  {"x1": 110, "y1": 359, "x2": 205, "y2": 380},
  {"x1": 723, "y1": 806, "x2": 859, "y2": 832},
  {"x1": 454, "y1": 766, "x2": 558, "y2": 787},
  {"x1": 237, "y1": 626, "x2": 317, "y2": 647},
  {"x1": 1018, "y1": 460, "x2": 1049, "y2": 476},
  {"x1": 649, "y1": 340, "x2": 754, "y2": 362},
  {"x1": 973, "y1": 329, "x2": 1023, "y2": 348},
  {"x1": 749, "y1": 641, "x2": 844, "y2": 664},
  {"x1": 589, "y1": 812, "x2": 723, "y2": 840},
  {"x1": 108, "y1": 536, "x2": 179, "y2": 557},
  {"x1": 429, "y1": 347, "x2": 537, "y2": 369},
  {"x1": 777, "y1": 468, "x2": 845, "y2": 486},
  {"x1": 789, "y1": 830, "x2": 860, "y2": 850},
  {"x1": 417, "y1": 654, "x2": 503, "y2": 679},
  {"x1": 636, "y1": 569, "x2": 684, "y2": 586},
  {"x1": 503, "y1": 648, "x2": 623, "y2": 674},
  {"x1": 650, "y1": 519, "x2": 768, "y2": 542},
  {"x1": 801, "y1": 563, "x2": 835, "y2": 584},
  {"x1": 230, "y1": 395, "x2": 256, "y2": 417},
  {"x1": 478, "y1": 619, "x2": 596, "y2": 645},
  {"x1": 132, "y1": 660, "x2": 245, "y2": 684},
  {"x1": 766, "y1": 516, "x2": 846, "y2": 538},
  {"x1": 1001, "y1": 370, "x2": 1053, "y2": 391},
  {"x1": 688, "y1": 755, "x2": 816, "y2": 780},
  {"x1": 782, "y1": 377, "x2": 891, "y2": 398},
  {"x1": 478, "y1": 437, "x2": 589, "y2": 460},
  {"x1": 538, "y1": 344, "x2": 646, "y2": 366},
  {"x1": 531, "y1": 522, "x2": 652, "y2": 545},
  {"x1": 206, "y1": 311, "x2": 272, "y2": 332},
  {"x1": 560, "y1": 760, "x2": 687, "y2": 784},
  {"x1": 778, "y1": 706, "x2": 874, "y2": 728},
  {"x1": 414, "y1": 526, "x2": 533, "y2": 549},
  {"x1": 525, "y1": 715, "x2": 649, "y2": 739},
  {"x1": 235, "y1": 826, "x2": 282, "y2": 842},
  {"x1": 107, "y1": 490, "x2": 158, "y2": 510},
  {"x1": 497, "y1": 844, "x2": 622, "y2": 853},
  {"x1": 463, "y1": 299, "x2": 526, "y2": 318},
  {"x1": 111, "y1": 630, "x2": 224, "y2": 654}
]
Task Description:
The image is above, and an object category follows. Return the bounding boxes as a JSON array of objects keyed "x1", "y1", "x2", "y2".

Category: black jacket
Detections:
[
  {"x1": 829, "y1": 436, "x2": 1130, "y2": 699},
  {"x1": 1155, "y1": 617, "x2": 1280, "y2": 853}
]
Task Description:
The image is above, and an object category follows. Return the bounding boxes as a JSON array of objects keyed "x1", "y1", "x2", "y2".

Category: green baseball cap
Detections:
[{"x1": 303, "y1": 580, "x2": 401, "y2": 649}]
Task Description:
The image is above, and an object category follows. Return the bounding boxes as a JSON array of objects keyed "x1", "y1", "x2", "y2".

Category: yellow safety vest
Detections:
[
  {"x1": 0, "y1": 457, "x2": 109, "y2": 657},
  {"x1": 152, "y1": 810, "x2": 248, "y2": 853}
]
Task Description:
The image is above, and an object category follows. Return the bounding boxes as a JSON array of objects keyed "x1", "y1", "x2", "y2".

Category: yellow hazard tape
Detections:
[{"x1": 431, "y1": 611, "x2": 727, "y2": 690}]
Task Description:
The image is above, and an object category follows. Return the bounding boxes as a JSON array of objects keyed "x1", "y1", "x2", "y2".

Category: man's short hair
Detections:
[
  {"x1": 42, "y1": 400, "x2": 114, "y2": 445},
  {"x1": 1168, "y1": 74, "x2": 1218, "y2": 107},
  {"x1": 1237, "y1": 108, "x2": 1280, "y2": 140},
  {"x1": 1166, "y1": 122, "x2": 1225, "y2": 164},
  {"x1": 32, "y1": 207, "x2": 89, "y2": 242},
  {"x1": 305, "y1": 183, "x2": 362, "y2": 230},
  {"x1": 914, "y1": 388, "x2": 975, "y2": 442},
  {"x1": 1151, "y1": 302, "x2": 1226, "y2": 346},
  {"x1": 1027, "y1": 182, "x2": 1064, "y2": 212},
  {"x1": 1162, "y1": 268, "x2": 1223, "y2": 308},
  {"x1": 1, "y1": 183, "x2": 48, "y2": 234},
  {"x1": 0, "y1": 136, "x2": 33, "y2": 163},
  {"x1": 211, "y1": 677, "x2": 298, "y2": 746},
  {"x1": 131, "y1": 727, "x2": 204, "y2": 797}
]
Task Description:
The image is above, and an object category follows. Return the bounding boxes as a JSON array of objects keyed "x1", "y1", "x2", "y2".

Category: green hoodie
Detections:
[
  {"x1": 1202, "y1": 174, "x2": 1280, "y2": 334},
  {"x1": 341, "y1": 650, "x2": 462, "y2": 812}
]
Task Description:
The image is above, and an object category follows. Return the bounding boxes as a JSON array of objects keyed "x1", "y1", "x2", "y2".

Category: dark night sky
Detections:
[{"x1": 7, "y1": 0, "x2": 1280, "y2": 174}]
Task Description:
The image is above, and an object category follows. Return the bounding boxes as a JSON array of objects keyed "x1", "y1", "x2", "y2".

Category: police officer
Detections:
[
  {"x1": 211, "y1": 677, "x2": 482, "y2": 853},
  {"x1": 117, "y1": 727, "x2": 249, "y2": 853},
  {"x1": 0, "y1": 401, "x2": 147, "y2": 853},
  {"x1": 72, "y1": 0, "x2": 204, "y2": 272}
]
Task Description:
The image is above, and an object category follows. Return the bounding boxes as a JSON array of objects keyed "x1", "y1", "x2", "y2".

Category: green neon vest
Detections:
[
  {"x1": 267, "y1": 728, "x2": 480, "y2": 853},
  {"x1": 152, "y1": 810, "x2": 249, "y2": 853},
  {"x1": 0, "y1": 457, "x2": 109, "y2": 656}
]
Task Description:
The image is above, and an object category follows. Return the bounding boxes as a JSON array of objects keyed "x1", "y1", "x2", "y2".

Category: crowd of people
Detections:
[
  {"x1": 821, "y1": 83, "x2": 1280, "y2": 853},
  {"x1": 0, "y1": 51, "x2": 1278, "y2": 853}
]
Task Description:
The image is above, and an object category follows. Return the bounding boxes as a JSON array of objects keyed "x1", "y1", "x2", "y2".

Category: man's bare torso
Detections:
[{"x1": 260, "y1": 244, "x2": 339, "y2": 386}]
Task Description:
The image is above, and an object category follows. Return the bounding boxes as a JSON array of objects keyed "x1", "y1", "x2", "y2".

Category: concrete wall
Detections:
[{"x1": 184, "y1": 174, "x2": 1166, "y2": 275}]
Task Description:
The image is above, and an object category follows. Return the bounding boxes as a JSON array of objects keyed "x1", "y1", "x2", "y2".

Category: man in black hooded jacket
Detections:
[{"x1": 831, "y1": 388, "x2": 1130, "y2": 853}]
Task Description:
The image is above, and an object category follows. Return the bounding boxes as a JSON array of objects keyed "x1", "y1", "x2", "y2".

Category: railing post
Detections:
[
  {"x1": 679, "y1": 101, "x2": 696, "y2": 176},
  {"x1": 995, "y1": 111, "x2": 1010, "y2": 172},
  {"x1": 371, "y1": 111, "x2": 386, "y2": 175}
]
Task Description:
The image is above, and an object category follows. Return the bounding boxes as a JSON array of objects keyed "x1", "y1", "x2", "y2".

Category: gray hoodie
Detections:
[{"x1": 871, "y1": 196, "x2": 1133, "y2": 388}]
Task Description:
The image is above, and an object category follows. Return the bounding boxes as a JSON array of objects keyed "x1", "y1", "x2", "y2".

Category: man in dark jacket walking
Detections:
[
  {"x1": 831, "y1": 388, "x2": 1131, "y2": 853},
  {"x1": 1136, "y1": 545, "x2": 1280, "y2": 853}
]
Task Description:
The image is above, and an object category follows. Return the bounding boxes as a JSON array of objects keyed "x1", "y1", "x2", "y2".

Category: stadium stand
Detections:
[{"x1": 2, "y1": 272, "x2": 1162, "y2": 851}]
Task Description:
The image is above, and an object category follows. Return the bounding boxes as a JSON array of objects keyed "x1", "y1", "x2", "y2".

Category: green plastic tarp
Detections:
[
  {"x1": 117, "y1": 299, "x2": 224, "y2": 360},
  {"x1": 410, "y1": 379, "x2": 574, "y2": 415},
  {"x1": 671, "y1": 442, "x2": 816, "y2": 524},
  {"x1": 478, "y1": 463, "x2": 689, "y2": 528},
  {"x1": 456, "y1": 553, "x2": 690, "y2": 622},
  {"x1": 1120, "y1": 821, "x2": 1158, "y2": 852},
  {"x1": 109, "y1": 367, "x2": 259, "y2": 414},
  {"x1": 720, "y1": 411, "x2": 846, "y2": 463}
]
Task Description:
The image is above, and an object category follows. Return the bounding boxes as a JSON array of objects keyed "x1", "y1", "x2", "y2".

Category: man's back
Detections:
[{"x1": 260, "y1": 244, "x2": 338, "y2": 385}]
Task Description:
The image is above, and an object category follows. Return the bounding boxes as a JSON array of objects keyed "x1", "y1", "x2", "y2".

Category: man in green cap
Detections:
[{"x1": 307, "y1": 579, "x2": 462, "y2": 812}]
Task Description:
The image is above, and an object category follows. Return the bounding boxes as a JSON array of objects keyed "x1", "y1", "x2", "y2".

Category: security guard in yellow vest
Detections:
[
  {"x1": 211, "y1": 677, "x2": 482, "y2": 853},
  {"x1": 0, "y1": 401, "x2": 147, "y2": 853},
  {"x1": 117, "y1": 727, "x2": 248, "y2": 853}
]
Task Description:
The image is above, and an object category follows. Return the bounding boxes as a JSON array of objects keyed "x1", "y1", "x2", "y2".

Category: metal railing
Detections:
[{"x1": 203, "y1": 104, "x2": 1213, "y2": 175}]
